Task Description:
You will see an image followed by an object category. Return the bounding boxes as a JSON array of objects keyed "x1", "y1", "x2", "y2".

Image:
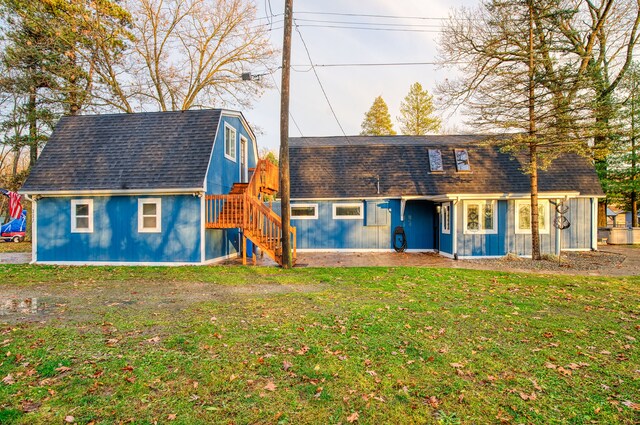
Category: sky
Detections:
[{"x1": 246, "y1": 0, "x2": 473, "y2": 151}]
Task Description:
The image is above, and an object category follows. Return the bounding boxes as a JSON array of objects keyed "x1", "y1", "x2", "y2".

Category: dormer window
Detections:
[
  {"x1": 454, "y1": 149, "x2": 471, "y2": 171},
  {"x1": 428, "y1": 149, "x2": 444, "y2": 172}
]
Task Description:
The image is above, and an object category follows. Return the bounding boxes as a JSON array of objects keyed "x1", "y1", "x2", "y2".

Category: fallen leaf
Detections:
[
  {"x1": 167, "y1": 413, "x2": 177, "y2": 420},
  {"x1": 65, "y1": 415, "x2": 75, "y2": 423},
  {"x1": 557, "y1": 367, "x2": 572, "y2": 376},
  {"x1": 264, "y1": 381, "x2": 276, "y2": 392},
  {"x1": 2, "y1": 374, "x2": 15, "y2": 385},
  {"x1": 55, "y1": 366, "x2": 71, "y2": 373},
  {"x1": 450, "y1": 363, "x2": 464, "y2": 369},
  {"x1": 146, "y1": 336, "x2": 160, "y2": 344},
  {"x1": 519, "y1": 392, "x2": 537, "y2": 401},
  {"x1": 622, "y1": 401, "x2": 640, "y2": 410},
  {"x1": 346, "y1": 412, "x2": 359, "y2": 423},
  {"x1": 282, "y1": 360, "x2": 293, "y2": 371},
  {"x1": 21, "y1": 400, "x2": 40, "y2": 413},
  {"x1": 122, "y1": 365, "x2": 134, "y2": 372},
  {"x1": 426, "y1": 395, "x2": 440, "y2": 408}
]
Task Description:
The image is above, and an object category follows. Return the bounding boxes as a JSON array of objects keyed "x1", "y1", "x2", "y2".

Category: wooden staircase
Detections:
[{"x1": 204, "y1": 159, "x2": 296, "y2": 266}]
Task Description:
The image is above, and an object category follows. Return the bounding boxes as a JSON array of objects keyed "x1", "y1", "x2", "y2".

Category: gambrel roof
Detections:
[
  {"x1": 289, "y1": 135, "x2": 604, "y2": 199},
  {"x1": 22, "y1": 109, "x2": 226, "y2": 193}
]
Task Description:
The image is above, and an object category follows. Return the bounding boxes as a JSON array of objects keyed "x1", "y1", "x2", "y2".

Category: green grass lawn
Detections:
[
  {"x1": 0, "y1": 241, "x2": 30, "y2": 253},
  {"x1": 0, "y1": 265, "x2": 638, "y2": 424}
]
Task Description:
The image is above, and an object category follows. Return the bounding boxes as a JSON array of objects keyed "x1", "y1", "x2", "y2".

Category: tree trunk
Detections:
[
  {"x1": 28, "y1": 85, "x2": 38, "y2": 169},
  {"x1": 529, "y1": 0, "x2": 541, "y2": 261},
  {"x1": 278, "y1": 0, "x2": 293, "y2": 269},
  {"x1": 530, "y1": 145, "x2": 541, "y2": 260}
]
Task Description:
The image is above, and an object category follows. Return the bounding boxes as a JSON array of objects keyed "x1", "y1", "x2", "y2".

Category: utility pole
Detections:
[{"x1": 279, "y1": 0, "x2": 293, "y2": 268}]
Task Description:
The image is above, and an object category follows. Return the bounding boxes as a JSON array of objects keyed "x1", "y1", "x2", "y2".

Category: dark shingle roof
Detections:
[
  {"x1": 289, "y1": 135, "x2": 604, "y2": 198},
  {"x1": 22, "y1": 109, "x2": 222, "y2": 192}
]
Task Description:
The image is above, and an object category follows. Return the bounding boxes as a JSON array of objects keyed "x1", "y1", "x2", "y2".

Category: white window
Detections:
[
  {"x1": 515, "y1": 199, "x2": 550, "y2": 234},
  {"x1": 138, "y1": 198, "x2": 161, "y2": 233},
  {"x1": 291, "y1": 203, "x2": 318, "y2": 220},
  {"x1": 441, "y1": 202, "x2": 451, "y2": 234},
  {"x1": 333, "y1": 203, "x2": 364, "y2": 220},
  {"x1": 224, "y1": 123, "x2": 237, "y2": 161},
  {"x1": 464, "y1": 200, "x2": 497, "y2": 234},
  {"x1": 71, "y1": 199, "x2": 93, "y2": 233}
]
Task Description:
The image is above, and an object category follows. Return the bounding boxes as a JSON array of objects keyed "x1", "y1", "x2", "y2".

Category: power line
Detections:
[
  {"x1": 294, "y1": 24, "x2": 442, "y2": 33},
  {"x1": 294, "y1": 11, "x2": 455, "y2": 21},
  {"x1": 293, "y1": 18, "x2": 445, "y2": 28},
  {"x1": 293, "y1": 20, "x2": 350, "y2": 140}
]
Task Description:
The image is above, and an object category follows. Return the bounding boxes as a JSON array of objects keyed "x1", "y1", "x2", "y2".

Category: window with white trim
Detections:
[
  {"x1": 464, "y1": 200, "x2": 497, "y2": 234},
  {"x1": 224, "y1": 123, "x2": 237, "y2": 161},
  {"x1": 71, "y1": 199, "x2": 93, "y2": 233},
  {"x1": 291, "y1": 204, "x2": 318, "y2": 220},
  {"x1": 441, "y1": 202, "x2": 451, "y2": 234},
  {"x1": 515, "y1": 200, "x2": 550, "y2": 234},
  {"x1": 138, "y1": 198, "x2": 161, "y2": 233},
  {"x1": 333, "y1": 203, "x2": 363, "y2": 219}
]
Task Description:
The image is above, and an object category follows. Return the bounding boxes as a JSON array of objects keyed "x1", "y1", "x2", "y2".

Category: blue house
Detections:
[
  {"x1": 21, "y1": 109, "x2": 284, "y2": 265},
  {"x1": 286, "y1": 136, "x2": 603, "y2": 259}
]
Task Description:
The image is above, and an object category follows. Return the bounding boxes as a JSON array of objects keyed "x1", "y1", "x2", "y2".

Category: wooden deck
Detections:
[{"x1": 205, "y1": 159, "x2": 296, "y2": 266}]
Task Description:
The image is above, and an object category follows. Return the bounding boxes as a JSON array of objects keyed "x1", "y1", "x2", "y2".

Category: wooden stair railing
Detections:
[{"x1": 204, "y1": 159, "x2": 295, "y2": 267}]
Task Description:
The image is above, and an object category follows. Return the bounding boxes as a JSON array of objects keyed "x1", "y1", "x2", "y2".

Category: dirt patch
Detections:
[
  {"x1": 0, "y1": 280, "x2": 328, "y2": 323},
  {"x1": 464, "y1": 250, "x2": 626, "y2": 274}
]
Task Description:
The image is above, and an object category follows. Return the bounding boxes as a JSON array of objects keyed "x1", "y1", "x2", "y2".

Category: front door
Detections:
[{"x1": 240, "y1": 136, "x2": 248, "y2": 183}]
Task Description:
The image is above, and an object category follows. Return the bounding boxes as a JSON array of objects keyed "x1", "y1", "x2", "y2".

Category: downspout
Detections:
[{"x1": 452, "y1": 198, "x2": 459, "y2": 260}]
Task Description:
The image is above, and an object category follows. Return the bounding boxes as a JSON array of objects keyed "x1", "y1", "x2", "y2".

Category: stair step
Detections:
[{"x1": 229, "y1": 183, "x2": 249, "y2": 194}]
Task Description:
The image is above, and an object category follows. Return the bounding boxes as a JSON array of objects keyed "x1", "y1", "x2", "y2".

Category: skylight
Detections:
[
  {"x1": 454, "y1": 149, "x2": 471, "y2": 171},
  {"x1": 428, "y1": 149, "x2": 444, "y2": 172}
]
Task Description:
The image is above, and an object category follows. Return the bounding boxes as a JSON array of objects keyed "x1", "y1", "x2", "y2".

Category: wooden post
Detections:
[
  {"x1": 279, "y1": 0, "x2": 293, "y2": 269},
  {"x1": 242, "y1": 235, "x2": 247, "y2": 265}
]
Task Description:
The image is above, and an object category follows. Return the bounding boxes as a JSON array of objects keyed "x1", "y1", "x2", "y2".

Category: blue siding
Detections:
[
  {"x1": 36, "y1": 195, "x2": 201, "y2": 263},
  {"x1": 503, "y1": 200, "x2": 556, "y2": 256},
  {"x1": 561, "y1": 198, "x2": 592, "y2": 250},
  {"x1": 205, "y1": 114, "x2": 258, "y2": 195},
  {"x1": 204, "y1": 228, "x2": 239, "y2": 261},
  {"x1": 204, "y1": 114, "x2": 257, "y2": 260},
  {"x1": 282, "y1": 197, "x2": 595, "y2": 257},
  {"x1": 457, "y1": 200, "x2": 508, "y2": 256},
  {"x1": 286, "y1": 200, "x2": 395, "y2": 250}
]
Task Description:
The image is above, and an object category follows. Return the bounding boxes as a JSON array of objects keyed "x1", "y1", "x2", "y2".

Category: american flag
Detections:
[{"x1": 8, "y1": 191, "x2": 23, "y2": 219}]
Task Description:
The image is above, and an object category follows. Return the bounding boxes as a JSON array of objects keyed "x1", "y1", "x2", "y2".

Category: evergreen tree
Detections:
[
  {"x1": 603, "y1": 62, "x2": 640, "y2": 226},
  {"x1": 360, "y1": 96, "x2": 396, "y2": 136},
  {"x1": 398, "y1": 82, "x2": 441, "y2": 135}
]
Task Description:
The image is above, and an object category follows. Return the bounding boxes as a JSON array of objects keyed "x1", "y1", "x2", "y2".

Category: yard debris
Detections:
[
  {"x1": 264, "y1": 381, "x2": 276, "y2": 392},
  {"x1": 64, "y1": 415, "x2": 75, "y2": 423},
  {"x1": 622, "y1": 401, "x2": 640, "y2": 410},
  {"x1": 346, "y1": 412, "x2": 359, "y2": 423},
  {"x1": 519, "y1": 391, "x2": 537, "y2": 401},
  {"x1": 2, "y1": 373, "x2": 15, "y2": 385},
  {"x1": 449, "y1": 362, "x2": 464, "y2": 369}
]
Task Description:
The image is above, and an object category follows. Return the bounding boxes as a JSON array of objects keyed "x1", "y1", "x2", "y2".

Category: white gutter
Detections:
[{"x1": 21, "y1": 188, "x2": 204, "y2": 197}]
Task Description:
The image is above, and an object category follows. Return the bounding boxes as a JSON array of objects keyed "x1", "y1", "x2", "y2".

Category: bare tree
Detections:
[
  {"x1": 439, "y1": 0, "x2": 605, "y2": 259},
  {"x1": 95, "y1": 0, "x2": 276, "y2": 112}
]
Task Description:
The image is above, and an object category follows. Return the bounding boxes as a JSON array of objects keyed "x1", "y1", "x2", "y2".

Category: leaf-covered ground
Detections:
[
  {"x1": 0, "y1": 241, "x2": 30, "y2": 253},
  {"x1": 0, "y1": 265, "x2": 638, "y2": 424}
]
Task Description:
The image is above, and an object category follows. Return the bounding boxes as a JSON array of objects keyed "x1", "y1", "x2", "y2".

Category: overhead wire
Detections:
[{"x1": 293, "y1": 19, "x2": 350, "y2": 140}]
